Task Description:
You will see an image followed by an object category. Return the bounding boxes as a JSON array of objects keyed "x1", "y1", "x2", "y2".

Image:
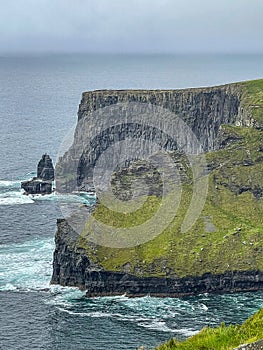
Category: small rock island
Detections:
[{"x1": 21, "y1": 154, "x2": 55, "y2": 195}]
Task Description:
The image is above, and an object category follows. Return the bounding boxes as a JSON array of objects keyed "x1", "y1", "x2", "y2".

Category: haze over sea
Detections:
[{"x1": 0, "y1": 54, "x2": 263, "y2": 350}]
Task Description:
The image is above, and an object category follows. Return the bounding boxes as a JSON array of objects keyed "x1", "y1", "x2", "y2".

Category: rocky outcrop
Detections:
[
  {"x1": 51, "y1": 219, "x2": 263, "y2": 297},
  {"x1": 21, "y1": 179, "x2": 53, "y2": 195},
  {"x1": 37, "y1": 154, "x2": 55, "y2": 180},
  {"x1": 21, "y1": 154, "x2": 54, "y2": 194},
  {"x1": 234, "y1": 340, "x2": 263, "y2": 350}
]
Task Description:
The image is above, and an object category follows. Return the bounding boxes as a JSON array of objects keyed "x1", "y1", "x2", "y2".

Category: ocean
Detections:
[{"x1": 0, "y1": 54, "x2": 263, "y2": 350}]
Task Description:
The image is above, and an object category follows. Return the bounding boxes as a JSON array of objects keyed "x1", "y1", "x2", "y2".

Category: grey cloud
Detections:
[{"x1": 0, "y1": 0, "x2": 263, "y2": 53}]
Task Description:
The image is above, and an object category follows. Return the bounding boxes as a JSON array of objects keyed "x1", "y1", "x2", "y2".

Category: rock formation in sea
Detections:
[
  {"x1": 51, "y1": 79, "x2": 263, "y2": 297},
  {"x1": 37, "y1": 154, "x2": 55, "y2": 181},
  {"x1": 21, "y1": 154, "x2": 54, "y2": 194}
]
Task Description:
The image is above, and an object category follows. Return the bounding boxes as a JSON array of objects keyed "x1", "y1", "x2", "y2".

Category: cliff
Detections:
[{"x1": 51, "y1": 79, "x2": 263, "y2": 297}]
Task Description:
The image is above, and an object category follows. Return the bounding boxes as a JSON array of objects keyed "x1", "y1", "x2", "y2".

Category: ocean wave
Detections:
[
  {"x1": 0, "y1": 176, "x2": 33, "y2": 206},
  {"x1": 172, "y1": 327, "x2": 200, "y2": 337},
  {"x1": 0, "y1": 191, "x2": 35, "y2": 205},
  {"x1": 0, "y1": 180, "x2": 21, "y2": 187},
  {"x1": 0, "y1": 236, "x2": 54, "y2": 291},
  {"x1": 0, "y1": 173, "x2": 36, "y2": 189},
  {"x1": 55, "y1": 305, "x2": 194, "y2": 334},
  {"x1": 55, "y1": 306, "x2": 174, "y2": 331},
  {"x1": 138, "y1": 319, "x2": 180, "y2": 333},
  {"x1": 0, "y1": 187, "x2": 96, "y2": 207},
  {"x1": 0, "y1": 175, "x2": 96, "y2": 208}
]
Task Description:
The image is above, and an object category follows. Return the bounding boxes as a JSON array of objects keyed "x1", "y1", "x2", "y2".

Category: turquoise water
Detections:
[{"x1": 0, "y1": 54, "x2": 263, "y2": 349}]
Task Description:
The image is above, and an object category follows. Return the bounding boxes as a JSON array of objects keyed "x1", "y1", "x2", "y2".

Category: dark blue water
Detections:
[{"x1": 0, "y1": 54, "x2": 263, "y2": 350}]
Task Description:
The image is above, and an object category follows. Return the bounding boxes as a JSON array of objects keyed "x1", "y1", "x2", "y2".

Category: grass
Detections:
[
  {"x1": 155, "y1": 308, "x2": 263, "y2": 350},
  {"x1": 240, "y1": 79, "x2": 263, "y2": 126}
]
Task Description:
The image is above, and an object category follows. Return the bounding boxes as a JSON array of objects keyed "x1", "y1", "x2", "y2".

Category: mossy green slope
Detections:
[
  {"x1": 155, "y1": 308, "x2": 263, "y2": 350},
  {"x1": 78, "y1": 79, "x2": 263, "y2": 279},
  {"x1": 240, "y1": 79, "x2": 263, "y2": 126}
]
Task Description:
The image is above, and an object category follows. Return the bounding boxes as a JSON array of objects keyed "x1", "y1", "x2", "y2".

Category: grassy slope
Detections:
[
  {"x1": 240, "y1": 79, "x2": 263, "y2": 125},
  {"x1": 155, "y1": 308, "x2": 263, "y2": 350},
  {"x1": 78, "y1": 79, "x2": 263, "y2": 278}
]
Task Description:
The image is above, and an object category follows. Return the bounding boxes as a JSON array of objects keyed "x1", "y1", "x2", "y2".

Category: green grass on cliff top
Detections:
[
  {"x1": 78, "y1": 79, "x2": 263, "y2": 279},
  {"x1": 155, "y1": 308, "x2": 263, "y2": 350},
  {"x1": 241, "y1": 79, "x2": 263, "y2": 125}
]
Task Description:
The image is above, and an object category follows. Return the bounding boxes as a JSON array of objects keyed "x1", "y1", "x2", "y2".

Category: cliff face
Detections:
[
  {"x1": 52, "y1": 79, "x2": 263, "y2": 297},
  {"x1": 51, "y1": 219, "x2": 263, "y2": 297},
  {"x1": 56, "y1": 83, "x2": 246, "y2": 193},
  {"x1": 77, "y1": 85, "x2": 243, "y2": 129}
]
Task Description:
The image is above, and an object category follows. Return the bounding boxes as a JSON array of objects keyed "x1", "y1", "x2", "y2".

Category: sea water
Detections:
[{"x1": 0, "y1": 54, "x2": 263, "y2": 350}]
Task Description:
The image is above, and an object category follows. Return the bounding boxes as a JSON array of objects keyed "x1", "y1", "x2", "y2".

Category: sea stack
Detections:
[{"x1": 21, "y1": 154, "x2": 55, "y2": 194}]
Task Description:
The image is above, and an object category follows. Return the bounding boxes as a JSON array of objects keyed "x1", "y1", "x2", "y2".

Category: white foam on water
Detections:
[
  {"x1": 56, "y1": 307, "x2": 89, "y2": 317},
  {"x1": 54, "y1": 305, "x2": 178, "y2": 333},
  {"x1": 0, "y1": 174, "x2": 96, "y2": 209},
  {"x1": 0, "y1": 236, "x2": 54, "y2": 291},
  {"x1": 0, "y1": 176, "x2": 33, "y2": 205},
  {"x1": 0, "y1": 173, "x2": 36, "y2": 189},
  {"x1": 172, "y1": 327, "x2": 200, "y2": 337},
  {"x1": 0, "y1": 188, "x2": 95, "y2": 207},
  {"x1": 0, "y1": 191, "x2": 35, "y2": 205},
  {"x1": 0, "y1": 282, "x2": 18, "y2": 291},
  {"x1": 31, "y1": 192, "x2": 95, "y2": 203},
  {"x1": 48, "y1": 286, "x2": 86, "y2": 305},
  {"x1": 138, "y1": 319, "x2": 178, "y2": 333},
  {"x1": 49, "y1": 292, "x2": 205, "y2": 335},
  {"x1": 0, "y1": 180, "x2": 21, "y2": 187},
  {"x1": 200, "y1": 303, "x2": 208, "y2": 311}
]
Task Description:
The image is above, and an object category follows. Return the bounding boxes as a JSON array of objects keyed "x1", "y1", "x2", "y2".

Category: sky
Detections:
[{"x1": 0, "y1": 0, "x2": 263, "y2": 54}]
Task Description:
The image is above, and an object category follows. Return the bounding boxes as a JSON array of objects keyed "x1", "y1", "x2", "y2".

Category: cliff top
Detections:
[
  {"x1": 78, "y1": 79, "x2": 263, "y2": 128},
  {"x1": 81, "y1": 78, "x2": 263, "y2": 95}
]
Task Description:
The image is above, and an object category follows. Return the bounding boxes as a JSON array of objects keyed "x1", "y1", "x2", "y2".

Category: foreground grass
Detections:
[{"x1": 156, "y1": 308, "x2": 263, "y2": 350}]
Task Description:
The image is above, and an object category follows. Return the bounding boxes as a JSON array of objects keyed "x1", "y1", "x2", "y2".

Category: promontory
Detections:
[{"x1": 51, "y1": 79, "x2": 263, "y2": 297}]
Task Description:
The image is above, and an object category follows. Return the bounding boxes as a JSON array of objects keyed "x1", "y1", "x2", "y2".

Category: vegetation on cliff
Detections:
[
  {"x1": 155, "y1": 308, "x2": 263, "y2": 350},
  {"x1": 241, "y1": 79, "x2": 263, "y2": 127}
]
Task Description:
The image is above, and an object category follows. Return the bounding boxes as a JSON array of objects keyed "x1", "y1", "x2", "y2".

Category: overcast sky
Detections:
[{"x1": 0, "y1": 0, "x2": 263, "y2": 54}]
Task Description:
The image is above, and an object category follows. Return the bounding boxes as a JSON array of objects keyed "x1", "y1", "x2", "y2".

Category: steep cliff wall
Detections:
[
  {"x1": 77, "y1": 85, "x2": 243, "y2": 129},
  {"x1": 56, "y1": 82, "x2": 246, "y2": 193}
]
